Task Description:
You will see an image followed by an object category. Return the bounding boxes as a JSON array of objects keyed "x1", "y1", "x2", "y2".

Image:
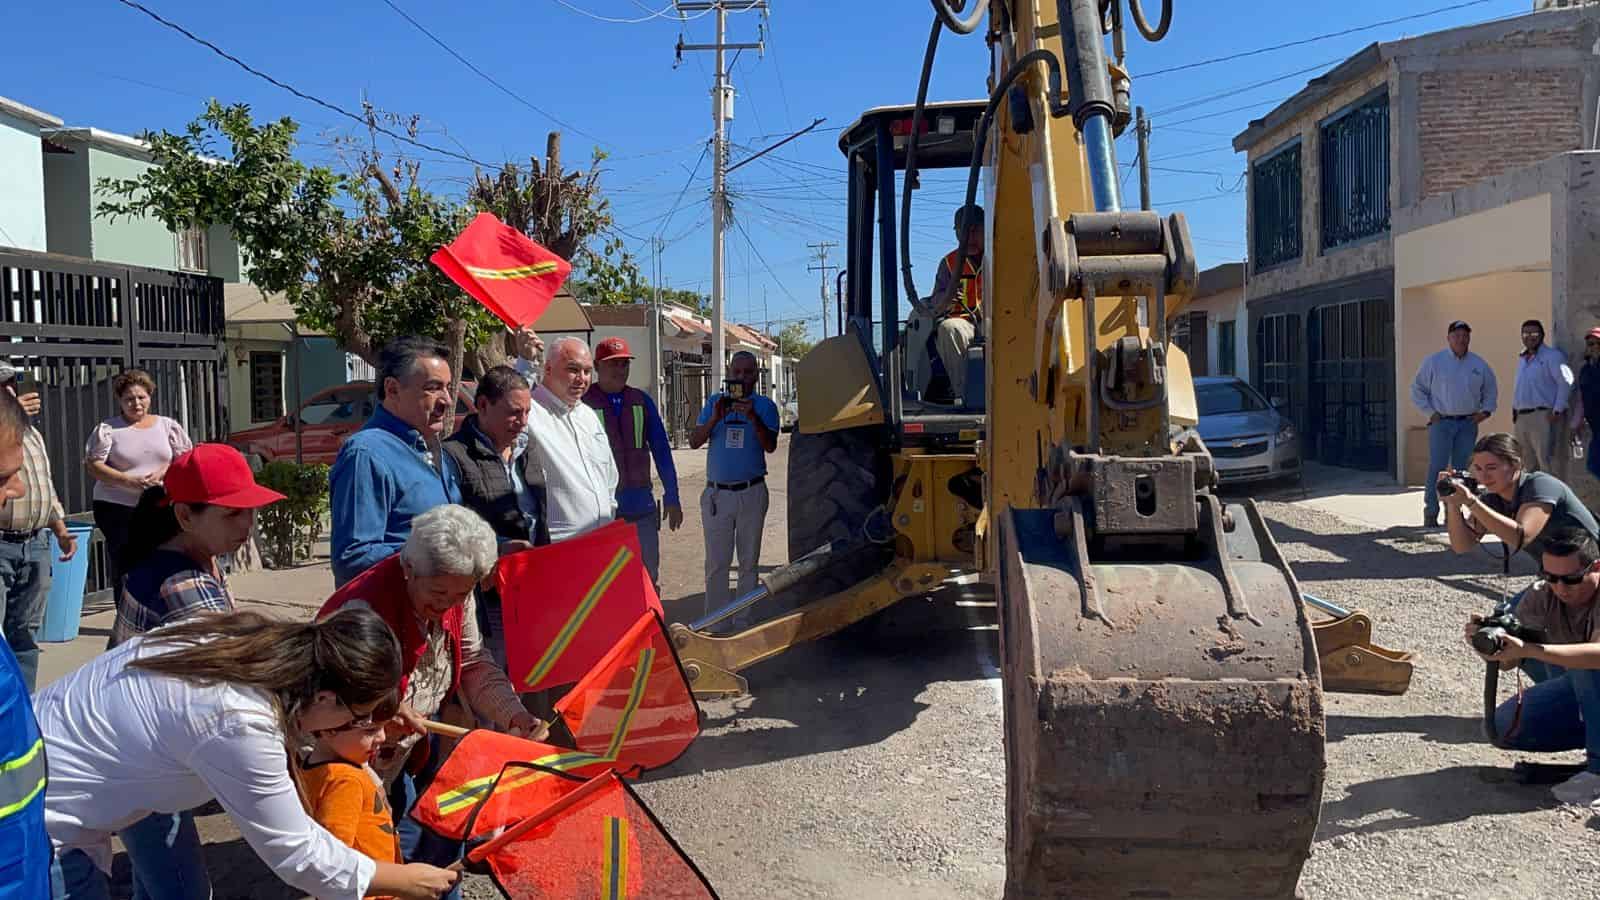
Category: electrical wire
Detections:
[
  {"x1": 382, "y1": 0, "x2": 609, "y2": 146},
  {"x1": 1146, "y1": 57, "x2": 1346, "y2": 120},
  {"x1": 732, "y1": 217, "x2": 802, "y2": 306},
  {"x1": 654, "y1": 141, "x2": 712, "y2": 239},
  {"x1": 1137, "y1": 0, "x2": 1497, "y2": 78},
  {"x1": 113, "y1": 0, "x2": 499, "y2": 168},
  {"x1": 551, "y1": 0, "x2": 710, "y2": 23}
]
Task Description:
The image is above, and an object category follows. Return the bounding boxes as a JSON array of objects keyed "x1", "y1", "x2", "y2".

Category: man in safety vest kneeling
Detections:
[{"x1": 583, "y1": 337, "x2": 682, "y2": 590}]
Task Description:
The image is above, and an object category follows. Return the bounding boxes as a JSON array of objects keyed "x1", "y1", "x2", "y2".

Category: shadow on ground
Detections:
[
  {"x1": 1318, "y1": 764, "x2": 1551, "y2": 839},
  {"x1": 1328, "y1": 714, "x2": 1485, "y2": 745},
  {"x1": 654, "y1": 583, "x2": 997, "y2": 779}
]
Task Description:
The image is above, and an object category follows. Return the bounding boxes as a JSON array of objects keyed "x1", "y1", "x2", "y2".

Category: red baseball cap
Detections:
[
  {"x1": 163, "y1": 444, "x2": 287, "y2": 508},
  {"x1": 594, "y1": 337, "x2": 635, "y2": 362},
  {"x1": 1587, "y1": 327, "x2": 1600, "y2": 341}
]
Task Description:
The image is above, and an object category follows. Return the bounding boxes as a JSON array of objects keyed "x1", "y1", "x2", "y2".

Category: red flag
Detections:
[
  {"x1": 499, "y1": 520, "x2": 663, "y2": 693},
  {"x1": 412, "y1": 730, "x2": 613, "y2": 841},
  {"x1": 555, "y1": 611, "x2": 700, "y2": 774},
  {"x1": 470, "y1": 771, "x2": 719, "y2": 900},
  {"x1": 431, "y1": 212, "x2": 573, "y2": 328}
]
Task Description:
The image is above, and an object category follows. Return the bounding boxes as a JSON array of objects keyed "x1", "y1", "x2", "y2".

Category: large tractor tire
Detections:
[{"x1": 786, "y1": 427, "x2": 892, "y2": 599}]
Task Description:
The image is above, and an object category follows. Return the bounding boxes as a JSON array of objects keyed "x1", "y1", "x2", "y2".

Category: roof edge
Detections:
[{"x1": 0, "y1": 95, "x2": 64, "y2": 129}]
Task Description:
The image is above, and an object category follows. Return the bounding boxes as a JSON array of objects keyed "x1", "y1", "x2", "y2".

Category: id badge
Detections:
[{"x1": 725, "y1": 426, "x2": 746, "y2": 450}]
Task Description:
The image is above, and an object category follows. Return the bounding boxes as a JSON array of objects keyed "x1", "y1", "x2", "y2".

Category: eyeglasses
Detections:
[
  {"x1": 1541, "y1": 570, "x2": 1590, "y2": 586},
  {"x1": 312, "y1": 697, "x2": 388, "y2": 736}
]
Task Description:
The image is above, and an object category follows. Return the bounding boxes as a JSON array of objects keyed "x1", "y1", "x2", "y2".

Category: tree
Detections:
[{"x1": 775, "y1": 321, "x2": 815, "y2": 358}]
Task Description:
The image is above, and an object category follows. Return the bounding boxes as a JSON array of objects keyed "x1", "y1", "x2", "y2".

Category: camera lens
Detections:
[{"x1": 1471, "y1": 626, "x2": 1506, "y2": 655}]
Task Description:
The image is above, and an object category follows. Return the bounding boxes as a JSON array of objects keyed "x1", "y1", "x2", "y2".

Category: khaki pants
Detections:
[
  {"x1": 701, "y1": 481, "x2": 770, "y2": 618},
  {"x1": 1515, "y1": 410, "x2": 1563, "y2": 475},
  {"x1": 937, "y1": 317, "x2": 977, "y2": 401}
]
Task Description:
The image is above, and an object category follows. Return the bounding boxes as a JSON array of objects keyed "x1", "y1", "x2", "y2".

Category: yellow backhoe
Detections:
[{"x1": 669, "y1": 1, "x2": 1413, "y2": 896}]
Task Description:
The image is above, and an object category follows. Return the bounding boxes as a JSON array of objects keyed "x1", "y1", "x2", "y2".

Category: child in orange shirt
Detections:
[{"x1": 301, "y1": 693, "x2": 404, "y2": 891}]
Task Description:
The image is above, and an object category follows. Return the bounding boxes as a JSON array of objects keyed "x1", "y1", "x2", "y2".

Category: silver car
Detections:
[{"x1": 1194, "y1": 376, "x2": 1301, "y2": 485}]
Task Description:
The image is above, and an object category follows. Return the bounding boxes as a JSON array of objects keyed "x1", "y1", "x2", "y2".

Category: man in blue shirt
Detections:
[
  {"x1": 1410, "y1": 320, "x2": 1497, "y2": 528},
  {"x1": 690, "y1": 350, "x2": 779, "y2": 619},
  {"x1": 330, "y1": 337, "x2": 461, "y2": 586},
  {"x1": 0, "y1": 389, "x2": 49, "y2": 899},
  {"x1": 1512, "y1": 319, "x2": 1575, "y2": 474},
  {"x1": 582, "y1": 337, "x2": 681, "y2": 590}
]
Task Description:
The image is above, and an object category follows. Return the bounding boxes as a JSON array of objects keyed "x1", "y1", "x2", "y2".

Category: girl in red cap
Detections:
[{"x1": 107, "y1": 443, "x2": 286, "y2": 647}]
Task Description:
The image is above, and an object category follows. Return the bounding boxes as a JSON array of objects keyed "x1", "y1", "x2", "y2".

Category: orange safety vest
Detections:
[{"x1": 940, "y1": 249, "x2": 983, "y2": 320}]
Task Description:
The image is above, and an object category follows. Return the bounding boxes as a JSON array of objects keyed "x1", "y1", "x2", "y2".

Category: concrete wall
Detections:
[
  {"x1": 0, "y1": 110, "x2": 48, "y2": 252},
  {"x1": 86, "y1": 146, "x2": 181, "y2": 271},
  {"x1": 1183, "y1": 284, "x2": 1247, "y2": 377},
  {"x1": 42, "y1": 146, "x2": 90, "y2": 258},
  {"x1": 1244, "y1": 65, "x2": 1395, "y2": 300}
]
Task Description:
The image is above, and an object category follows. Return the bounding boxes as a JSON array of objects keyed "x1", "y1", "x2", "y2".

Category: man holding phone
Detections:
[{"x1": 690, "y1": 351, "x2": 779, "y2": 620}]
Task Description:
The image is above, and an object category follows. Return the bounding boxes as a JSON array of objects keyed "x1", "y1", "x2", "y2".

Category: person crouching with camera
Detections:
[
  {"x1": 1464, "y1": 528, "x2": 1600, "y2": 805},
  {"x1": 1442, "y1": 432, "x2": 1600, "y2": 565}
]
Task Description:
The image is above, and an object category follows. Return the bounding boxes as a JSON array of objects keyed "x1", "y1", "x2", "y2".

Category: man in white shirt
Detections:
[{"x1": 525, "y1": 337, "x2": 618, "y2": 541}]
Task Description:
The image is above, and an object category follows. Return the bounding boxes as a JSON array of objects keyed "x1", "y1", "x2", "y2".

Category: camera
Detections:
[
  {"x1": 723, "y1": 380, "x2": 747, "y2": 401},
  {"x1": 1471, "y1": 605, "x2": 1544, "y2": 655},
  {"x1": 1436, "y1": 471, "x2": 1482, "y2": 498}
]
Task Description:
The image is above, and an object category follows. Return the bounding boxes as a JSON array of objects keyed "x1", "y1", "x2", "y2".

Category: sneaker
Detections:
[{"x1": 1550, "y1": 770, "x2": 1600, "y2": 805}]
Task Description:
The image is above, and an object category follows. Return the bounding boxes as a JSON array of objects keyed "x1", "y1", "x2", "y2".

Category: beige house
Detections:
[
  {"x1": 1175, "y1": 263, "x2": 1247, "y2": 379},
  {"x1": 1232, "y1": 6, "x2": 1600, "y2": 475}
]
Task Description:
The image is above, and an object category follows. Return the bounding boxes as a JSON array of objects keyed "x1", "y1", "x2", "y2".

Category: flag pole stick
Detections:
[
  {"x1": 465, "y1": 771, "x2": 617, "y2": 864},
  {"x1": 423, "y1": 720, "x2": 471, "y2": 738}
]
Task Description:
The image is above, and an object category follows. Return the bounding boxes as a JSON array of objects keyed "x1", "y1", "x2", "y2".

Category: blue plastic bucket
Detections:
[{"x1": 37, "y1": 524, "x2": 95, "y2": 643}]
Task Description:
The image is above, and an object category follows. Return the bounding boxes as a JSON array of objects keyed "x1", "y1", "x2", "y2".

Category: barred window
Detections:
[
  {"x1": 1251, "y1": 141, "x2": 1302, "y2": 271},
  {"x1": 1319, "y1": 92, "x2": 1390, "y2": 251}
]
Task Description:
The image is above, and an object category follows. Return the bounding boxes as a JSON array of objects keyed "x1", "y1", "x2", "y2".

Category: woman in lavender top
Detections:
[{"x1": 84, "y1": 369, "x2": 193, "y2": 595}]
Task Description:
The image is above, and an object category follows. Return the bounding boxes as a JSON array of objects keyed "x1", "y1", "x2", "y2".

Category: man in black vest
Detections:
[
  {"x1": 582, "y1": 337, "x2": 681, "y2": 590},
  {"x1": 442, "y1": 365, "x2": 549, "y2": 667}
]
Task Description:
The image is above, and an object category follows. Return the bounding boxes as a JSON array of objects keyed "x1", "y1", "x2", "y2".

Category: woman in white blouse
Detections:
[{"x1": 36, "y1": 608, "x2": 459, "y2": 900}]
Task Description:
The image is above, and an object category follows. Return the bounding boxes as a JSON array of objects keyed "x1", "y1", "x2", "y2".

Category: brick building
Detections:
[{"x1": 1231, "y1": 6, "x2": 1600, "y2": 474}]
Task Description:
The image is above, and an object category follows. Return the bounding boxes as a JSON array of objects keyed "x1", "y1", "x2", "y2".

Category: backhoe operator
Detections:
[{"x1": 909, "y1": 204, "x2": 984, "y2": 404}]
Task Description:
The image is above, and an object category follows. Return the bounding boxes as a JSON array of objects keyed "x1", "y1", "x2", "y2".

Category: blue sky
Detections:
[{"x1": 3, "y1": 0, "x2": 1532, "y2": 338}]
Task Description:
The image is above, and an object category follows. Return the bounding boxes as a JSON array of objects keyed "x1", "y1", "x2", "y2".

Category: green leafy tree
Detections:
[{"x1": 774, "y1": 321, "x2": 815, "y2": 358}]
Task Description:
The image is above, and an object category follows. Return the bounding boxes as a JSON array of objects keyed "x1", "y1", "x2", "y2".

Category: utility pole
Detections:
[
  {"x1": 1136, "y1": 106, "x2": 1152, "y2": 211},
  {"x1": 651, "y1": 236, "x2": 664, "y2": 404},
  {"x1": 807, "y1": 241, "x2": 837, "y2": 340},
  {"x1": 676, "y1": 0, "x2": 765, "y2": 388}
]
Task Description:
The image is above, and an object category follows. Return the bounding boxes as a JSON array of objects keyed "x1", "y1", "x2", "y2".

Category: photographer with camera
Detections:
[
  {"x1": 1442, "y1": 432, "x2": 1599, "y2": 564},
  {"x1": 1465, "y1": 528, "x2": 1600, "y2": 804}
]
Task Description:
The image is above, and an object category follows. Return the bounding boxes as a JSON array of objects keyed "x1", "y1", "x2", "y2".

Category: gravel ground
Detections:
[{"x1": 1258, "y1": 497, "x2": 1600, "y2": 900}]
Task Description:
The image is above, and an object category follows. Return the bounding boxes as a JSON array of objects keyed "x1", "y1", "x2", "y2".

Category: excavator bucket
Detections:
[{"x1": 1312, "y1": 609, "x2": 1415, "y2": 696}]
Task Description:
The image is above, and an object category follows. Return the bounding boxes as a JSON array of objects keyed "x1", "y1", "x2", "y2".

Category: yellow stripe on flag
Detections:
[
  {"x1": 523, "y1": 546, "x2": 633, "y2": 687},
  {"x1": 603, "y1": 815, "x2": 629, "y2": 900},
  {"x1": 463, "y1": 261, "x2": 560, "y2": 280},
  {"x1": 433, "y1": 750, "x2": 609, "y2": 817},
  {"x1": 603, "y1": 647, "x2": 655, "y2": 761}
]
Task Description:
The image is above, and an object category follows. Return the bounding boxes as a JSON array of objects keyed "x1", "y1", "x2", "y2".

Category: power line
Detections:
[
  {"x1": 656, "y1": 141, "x2": 711, "y2": 238},
  {"x1": 1147, "y1": 57, "x2": 1346, "y2": 120},
  {"x1": 732, "y1": 216, "x2": 801, "y2": 306},
  {"x1": 551, "y1": 0, "x2": 711, "y2": 23},
  {"x1": 382, "y1": 0, "x2": 609, "y2": 146},
  {"x1": 1137, "y1": 0, "x2": 1499, "y2": 78},
  {"x1": 113, "y1": 0, "x2": 499, "y2": 167}
]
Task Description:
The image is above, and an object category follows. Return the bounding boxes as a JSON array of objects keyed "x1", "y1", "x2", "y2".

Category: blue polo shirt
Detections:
[
  {"x1": 330, "y1": 404, "x2": 460, "y2": 586},
  {"x1": 698, "y1": 393, "x2": 779, "y2": 484}
]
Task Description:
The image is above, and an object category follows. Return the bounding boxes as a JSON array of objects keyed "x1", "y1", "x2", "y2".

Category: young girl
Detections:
[{"x1": 302, "y1": 689, "x2": 406, "y2": 891}]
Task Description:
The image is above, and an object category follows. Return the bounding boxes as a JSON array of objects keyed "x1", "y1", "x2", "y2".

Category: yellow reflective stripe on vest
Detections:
[
  {"x1": 632, "y1": 404, "x2": 645, "y2": 449},
  {"x1": 0, "y1": 737, "x2": 46, "y2": 820}
]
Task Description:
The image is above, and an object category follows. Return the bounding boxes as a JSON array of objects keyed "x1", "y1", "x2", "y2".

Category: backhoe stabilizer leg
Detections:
[
  {"x1": 1312, "y1": 611, "x2": 1415, "y2": 696},
  {"x1": 669, "y1": 562, "x2": 952, "y2": 699}
]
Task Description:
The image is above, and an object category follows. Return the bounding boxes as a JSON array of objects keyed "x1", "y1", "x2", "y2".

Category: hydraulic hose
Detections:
[
  {"x1": 930, "y1": 0, "x2": 985, "y2": 35},
  {"x1": 899, "y1": 15, "x2": 945, "y2": 311},
  {"x1": 1127, "y1": 0, "x2": 1173, "y2": 41}
]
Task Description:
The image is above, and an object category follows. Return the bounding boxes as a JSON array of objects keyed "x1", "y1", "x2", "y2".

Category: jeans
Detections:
[
  {"x1": 1423, "y1": 417, "x2": 1478, "y2": 522},
  {"x1": 389, "y1": 737, "x2": 464, "y2": 900},
  {"x1": 1586, "y1": 428, "x2": 1600, "y2": 482},
  {"x1": 1492, "y1": 659, "x2": 1600, "y2": 774},
  {"x1": 49, "y1": 811, "x2": 205, "y2": 900},
  {"x1": 626, "y1": 508, "x2": 662, "y2": 590},
  {"x1": 0, "y1": 531, "x2": 52, "y2": 691}
]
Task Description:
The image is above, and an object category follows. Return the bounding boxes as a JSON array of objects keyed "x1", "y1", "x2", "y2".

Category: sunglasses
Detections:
[
  {"x1": 312, "y1": 696, "x2": 391, "y2": 736},
  {"x1": 1541, "y1": 570, "x2": 1591, "y2": 586}
]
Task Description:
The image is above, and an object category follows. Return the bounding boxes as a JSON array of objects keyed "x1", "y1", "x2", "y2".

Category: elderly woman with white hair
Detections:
[{"x1": 317, "y1": 504, "x2": 540, "y2": 895}]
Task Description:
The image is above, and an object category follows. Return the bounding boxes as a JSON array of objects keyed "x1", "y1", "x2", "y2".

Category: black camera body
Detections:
[
  {"x1": 1437, "y1": 471, "x2": 1482, "y2": 498},
  {"x1": 1471, "y1": 606, "x2": 1544, "y2": 655}
]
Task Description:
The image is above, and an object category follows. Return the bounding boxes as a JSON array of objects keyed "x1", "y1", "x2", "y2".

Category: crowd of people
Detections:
[{"x1": 0, "y1": 326, "x2": 780, "y2": 897}]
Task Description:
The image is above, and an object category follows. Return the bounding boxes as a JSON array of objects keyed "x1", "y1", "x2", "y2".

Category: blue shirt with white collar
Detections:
[{"x1": 330, "y1": 404, "x2": 460, "y2": 586}]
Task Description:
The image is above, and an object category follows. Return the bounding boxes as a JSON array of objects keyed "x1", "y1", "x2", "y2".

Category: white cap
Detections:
[{"x1": 0, "y1": 362, "x2": 16, "y2": 383}]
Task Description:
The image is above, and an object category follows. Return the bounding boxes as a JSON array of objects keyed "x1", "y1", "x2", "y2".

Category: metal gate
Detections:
[
  {"x1": 1255, "y1": 311, "x2": 1303, "y2": 432},
  {"x1": 1308, "y1": 297, "x2": 1392, "y2": 470},
  {"x1": 0, "y1": 248, "x2": 229, "y2": 597}
]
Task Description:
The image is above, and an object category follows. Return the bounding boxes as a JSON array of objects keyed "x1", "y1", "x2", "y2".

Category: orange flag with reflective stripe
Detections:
[
  {"x1": 431, "y1": 212, "x2": 573, "y2": 328},
  {"x1": 499, "y1": 520, "x2": 663, "y2": 693},
  {"x1": 470, "y1": 771, "x2": 718, "y2": 900},
  {"x1": 555, "y1": 611, "x2": 700, "y2": 774},
  {"x1": 412, "y1": 731, "x2": 613, "y2": 841}
]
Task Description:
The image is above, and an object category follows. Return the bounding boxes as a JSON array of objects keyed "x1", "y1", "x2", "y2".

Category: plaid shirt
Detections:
[
  {"x1": 109, "y1": 550, "x2": 234, "y2": 647},
  {"x1": 0, "y1": 426, "x2": 64, "y2": 533}
]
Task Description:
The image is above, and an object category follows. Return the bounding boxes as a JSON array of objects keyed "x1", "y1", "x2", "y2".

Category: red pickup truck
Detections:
[{"x1": 227, "y1": 380, "x2": 476, "y2": 465}]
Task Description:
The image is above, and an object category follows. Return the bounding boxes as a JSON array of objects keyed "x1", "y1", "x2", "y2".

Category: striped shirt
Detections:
[{"x1": 0, "y1": 426, "x2": 65, "y2": 533}]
